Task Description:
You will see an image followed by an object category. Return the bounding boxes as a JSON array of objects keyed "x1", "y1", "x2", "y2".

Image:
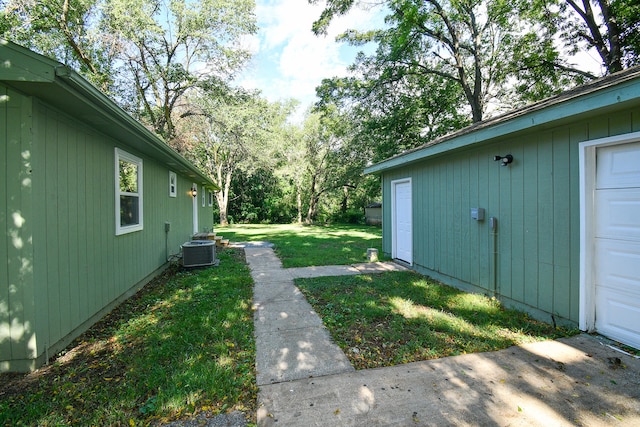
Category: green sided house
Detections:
[
  {"x1": 1, "y1": 40, "x2": 217, "y2": 372},
  {"x1": 365, "y1": 67, "x2": 640, "y2": 350}
]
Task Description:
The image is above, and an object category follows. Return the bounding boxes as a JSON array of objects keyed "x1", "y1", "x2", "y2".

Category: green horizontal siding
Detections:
[{"x1": 382, "y1": 106, "x2": 640, "y2": 325}]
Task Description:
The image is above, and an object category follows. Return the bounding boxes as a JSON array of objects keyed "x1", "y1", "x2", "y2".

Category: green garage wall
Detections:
[{"x1": 381, "y1": 107, "x2": 640, "y2": 326}]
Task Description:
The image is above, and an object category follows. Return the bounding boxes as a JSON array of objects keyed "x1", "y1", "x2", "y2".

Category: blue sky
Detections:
[{"x1": 237, "y1": 0, "x2": 384, "y2": 119}]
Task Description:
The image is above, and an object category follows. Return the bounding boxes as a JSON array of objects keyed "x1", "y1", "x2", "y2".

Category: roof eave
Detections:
[
  {"x1": 54, "y1": 67, "x2": 218, "y2": 190},
  {"x1": 1, "y1": 39, "x2": 218, "y2": 190}
]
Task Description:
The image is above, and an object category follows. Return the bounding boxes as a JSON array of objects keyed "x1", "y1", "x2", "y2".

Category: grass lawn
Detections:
[
  {"x1": 224, "y1": 224, "x2": 577, "y2": 368},
  {"x1": 296, "y1": 272, "x2": 579, "y2": 369},
  {"x1": 0, "y1": 249, "x2": 256, "y2": 427},
  {"x1": 219, "y1": 223, "x2": 383, "y2": 268},
  {"x1": 0, "y1": 223, "x2": 580, "y2": 425}
]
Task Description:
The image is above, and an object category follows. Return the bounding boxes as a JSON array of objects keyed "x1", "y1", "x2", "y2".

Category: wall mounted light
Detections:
[
  {"x1": 191, "y1": 185, "x2": 198, "y2": 198},
  {"x1": 493, "y1": 154, "x2": 513, "y2": 166}
]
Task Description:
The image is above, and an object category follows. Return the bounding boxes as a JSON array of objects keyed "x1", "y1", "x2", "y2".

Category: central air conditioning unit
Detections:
[{"x1": 182, "y1": 240, "x2": 216, "y2": 267}]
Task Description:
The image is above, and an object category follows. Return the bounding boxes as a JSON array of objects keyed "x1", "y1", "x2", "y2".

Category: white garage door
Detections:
[
  {"x1": 594, "y1": 142, "x2": 640, "y2": 348},
  {"x1": 392, "y1": 179, "x2": 412, "y2": 264}
]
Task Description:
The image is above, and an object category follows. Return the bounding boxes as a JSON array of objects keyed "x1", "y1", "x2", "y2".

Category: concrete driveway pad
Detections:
[
  {"x1": 257, "y1": 335, "x2": 640, "y2": 426},
  {"x1": 246, "y1": 245, "x2": 640, "y2": 426}
]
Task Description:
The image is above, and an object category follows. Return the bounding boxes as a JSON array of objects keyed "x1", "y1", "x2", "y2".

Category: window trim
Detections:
[
  {"x1": 202, "y1": 185, "x2": 206, "y2": 207},
  {"x1": 115, "y1": 148, "x2": 143, "y2": 235},
  {"x1": 208, "y1": 190, "x2": 214, "y2": 207},
  {"x1": 169, "y1": 171, "x2": 177, "y2": 197}
]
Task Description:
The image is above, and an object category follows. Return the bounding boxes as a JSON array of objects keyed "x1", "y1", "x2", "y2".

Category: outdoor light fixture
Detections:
[
  {"x1": 494, "y1": 154, "x2": 513, "y2": 166},
  {"x1": 191, "y1": 185, "x2": 197, "y2": 198}
]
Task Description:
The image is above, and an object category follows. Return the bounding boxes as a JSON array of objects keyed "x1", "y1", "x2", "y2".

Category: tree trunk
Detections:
[
  {"x1": 305, "y1": 174, "x2": 318, "y2": 224},
  {"x1": 305, "y1": 196, "x2": 318, "y2": 224},
  {"x1": 296, "y1": 183, "x2": 303, "y2": 224},
  {"x1": 216, "y1": 192, "x2": 228, "y2": 226},
  {"x1": 341, "y1": 186, "x2": 349, "y2": 213},
  {"x1": 215, "y1": 165, "x2": 232, "y2": 226},
  {"x1": 567, "y1": 0, "x2": 623, "y2": 74}
]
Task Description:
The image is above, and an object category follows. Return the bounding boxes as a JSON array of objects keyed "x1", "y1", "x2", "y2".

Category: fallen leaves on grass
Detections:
[
  {"x1": 297, "y1": 272, "x2": 578, "y2": 370},
  {"x1": 0, "y1": 250, "x2": 257, "y2": 426}
]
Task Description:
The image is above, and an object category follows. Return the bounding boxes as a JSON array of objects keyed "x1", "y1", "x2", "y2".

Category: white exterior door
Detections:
[
  {"x1": 593, "y1": 142, "x2": 640, "y2": 348},
  {"x1": 192, "y1": 183, "x2": 199, "y2": 235},
  {"x1": 392, "y1": 179, "x2": 412, "y2": 264}
]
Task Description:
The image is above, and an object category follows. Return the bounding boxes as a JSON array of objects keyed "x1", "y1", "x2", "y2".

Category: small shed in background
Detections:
[{"x1": 365, "y1": 202, "x2": 382, "y2": 225}]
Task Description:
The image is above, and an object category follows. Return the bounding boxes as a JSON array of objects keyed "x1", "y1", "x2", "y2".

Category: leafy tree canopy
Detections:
[
  {"x1": 1, "y1": 0, "x2": 257, "y2": 140},
  {"x1": 311, "y1": 0, "x2": 640, "y2": 163}
]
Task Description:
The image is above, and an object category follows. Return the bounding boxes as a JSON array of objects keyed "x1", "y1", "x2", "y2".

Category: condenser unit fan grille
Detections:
[{"x1": 182, "y1": 241, "x2": 216, "y2": 267}]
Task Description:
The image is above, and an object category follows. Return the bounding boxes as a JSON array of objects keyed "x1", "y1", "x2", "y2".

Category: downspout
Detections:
[
  {"x1": 490, "y1": 217, "x2": 498, "y2": 297},
  {"x1": 165, "y1": 222, "x2": 171, "y2": 262}
]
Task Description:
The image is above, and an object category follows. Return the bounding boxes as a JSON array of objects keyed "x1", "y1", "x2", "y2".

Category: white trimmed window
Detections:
[
  {"x1": 208, "y1": 190, "x2": 214, "y2": 207},
  {"x1": 169, "y1": 171, "x2": 177, "y2": 197},
  {"x1": 202, "y1": 185, "x2": 206, "y2": 207},
  {"x1": 115, "y1": 148, "x2": 143, "y2": 235}
]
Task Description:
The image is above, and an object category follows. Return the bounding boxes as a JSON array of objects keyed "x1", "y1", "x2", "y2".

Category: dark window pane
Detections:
[{"x1": 120, "y1": 195, "x2": 139, "y2": 226}]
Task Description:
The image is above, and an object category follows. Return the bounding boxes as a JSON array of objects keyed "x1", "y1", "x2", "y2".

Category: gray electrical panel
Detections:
[{"x1": 470, "y1": 208, "x2": 485, "y2": 221}]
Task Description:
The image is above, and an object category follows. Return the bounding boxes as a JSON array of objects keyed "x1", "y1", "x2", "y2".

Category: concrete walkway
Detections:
[
  {"x1": 245, "y1": 245, "x2": 408, "y2": 385},
  {"x1": 245, "y1": 245, "x2": 640, "y2": 427}
]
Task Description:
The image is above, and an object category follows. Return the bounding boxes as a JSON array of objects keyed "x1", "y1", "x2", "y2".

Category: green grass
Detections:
[
  {"x1": 219, "y1": 223, "x2": 383, "y2": 268},
  {"x1": 0, "y1": 224, "x2": 580, "y2": 425},
  {"x1": 296, "y1": 272, "x2": 579, "y2": 369},
  {"x1": 0, "y1": 250, "x2": 256, "y2": 426}
]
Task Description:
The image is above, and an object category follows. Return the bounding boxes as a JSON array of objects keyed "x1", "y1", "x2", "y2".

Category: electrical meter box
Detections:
[{"x1": 470, "y1": 207, "x2": 485, "y2": 221}]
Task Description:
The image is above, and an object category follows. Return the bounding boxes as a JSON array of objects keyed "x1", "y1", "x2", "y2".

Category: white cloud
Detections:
[
  {"x1": 258, "y1": 0, "x2": 318, "y2": 49},
  {"x1": 237, "y1": 0, "x2": 383, "y2": 119}
]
